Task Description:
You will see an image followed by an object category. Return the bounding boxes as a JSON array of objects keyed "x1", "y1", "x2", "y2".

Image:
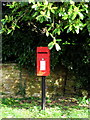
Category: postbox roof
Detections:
[{"x1": 37, "y1": 47, "x2": 50, "y2": 52}]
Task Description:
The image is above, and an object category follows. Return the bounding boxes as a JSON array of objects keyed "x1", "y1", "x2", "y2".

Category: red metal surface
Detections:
[{"x1": 36, "y1": 47, "x2": 50, "y2": 76}]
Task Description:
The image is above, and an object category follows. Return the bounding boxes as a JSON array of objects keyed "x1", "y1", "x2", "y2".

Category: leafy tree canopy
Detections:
[{"x1": 1, "y1": 1, "x2": 90, "y2": 50}]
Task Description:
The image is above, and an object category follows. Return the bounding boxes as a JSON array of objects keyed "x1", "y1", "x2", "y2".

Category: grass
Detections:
[{"x1": 0, "y1": 96, "x2": 90, "y2": 119}]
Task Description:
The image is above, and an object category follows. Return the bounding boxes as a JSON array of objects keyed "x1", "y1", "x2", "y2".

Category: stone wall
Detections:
[{"x1": 1, "y1": 63, "x2": 76, "y2": 98}]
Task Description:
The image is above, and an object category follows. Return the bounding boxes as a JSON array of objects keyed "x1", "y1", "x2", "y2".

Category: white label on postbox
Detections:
[{"x1": 40, "y1": 59, "x2": 46, "y2": 70}]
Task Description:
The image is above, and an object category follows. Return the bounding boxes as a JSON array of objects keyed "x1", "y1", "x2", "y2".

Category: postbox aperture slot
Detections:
[{"x1": 38, "y1": 52, "x2": 48, "y2": 54}]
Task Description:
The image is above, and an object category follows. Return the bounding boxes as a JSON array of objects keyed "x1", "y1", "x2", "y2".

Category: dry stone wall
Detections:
[{"x1": 1, "y1": 63, "x2": 76, "y2": 98}]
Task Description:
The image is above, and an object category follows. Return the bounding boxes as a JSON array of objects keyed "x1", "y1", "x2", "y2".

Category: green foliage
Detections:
[
  {"x1": 2, "y1": 98, "x2": 19, "y2": 105},
  {"x1": 1, "y1": 2, "x2": 90, "y2": 51},
  {"x1": 78, "y1": 96, "x2": 90, "y2": 105},
  {"x1": 48, "y1": 41, "x2": 54, "y2": 49},
  {"x1": 0, "y1": 97, "x2": 89, "y2": 118}
]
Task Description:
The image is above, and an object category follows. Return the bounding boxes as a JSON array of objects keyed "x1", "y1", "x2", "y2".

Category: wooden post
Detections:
[{"x1": 42, "y1": 76, "x2": 46, "y2": 110}]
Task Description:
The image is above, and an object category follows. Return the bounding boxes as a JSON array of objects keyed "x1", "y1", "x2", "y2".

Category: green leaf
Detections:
[
  {"x1": 53, "y1": 28, "x2": 60, "y2": 35},
  {"x1": 67, "y1": 28, "x2": 70, "y2": 33},
  {"x1": 62, "y1": 14, "x2": 68, "y2": 20},
  {"x1": 51, "y1": 9, "x2": 55, "y2": 14},
  {"x1": 32, "y1": 12, "x2": 38, "y2": 17},
  {"x1": 75, "y1": 28, "x2": 79, "y2": 34},
  {"x1": 5, "y1": 15, "x2": 8, "y2": 20},
  {"x1": 78, "y1": 12, "x2": 84, "y2": 20},
  {"x1": 1, "y1": 19, "x2": 7, "y2": 25},
  {"x1": 72, "y1": 12, "x2": 77, "y2": 20},
  {"x1": 55, "y1": 43, "x2": 61, "y2": 51},
  {"x1": 57, "y1": 29, "x2": 61, "y2": 35},
  {"x1": 64, "y1": 25, "x2": 69, "y2": 29},
  {"x1": 56, "y1": 39, "x2": 62, "y2": 42},
  {"x1": 16, "y1": 25, "x2": 20, "y2": 29},
  {"x1": 46, "y1": 30, "x2": 49, "y2": 37},
  {"x1": 36, "y1": 15, "x2": 44, "y2": 23},
  {"x1": 7, "y1": 29, "x2": 12, "y2": 34},
  {"x1": 63, "y1": 41, "x2": 70, "y2": 45},
  {"x1": 87, "y1": 23, "x2": 90, "y2": 32},
  {"x1": 69, "y1": 25, "x2": 72, "y2": 31},
  {"x1": 47, "y1": 10, "x2": 50, "y2": 17},
  {"x1": 48, "y1": 26, "x2": 52, "y2": 31},
  {"x1": 32, "y1": 4, "x2": 37, "y2": 9},
  {"x1": 48, "y1": 41, "x2": 54, "y2": 50},
  {"x1": 46, "y1": 24, "x2": 51, "y2": 26}
]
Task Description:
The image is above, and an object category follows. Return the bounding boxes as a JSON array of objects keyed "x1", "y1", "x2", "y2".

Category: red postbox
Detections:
[{"x1": 36, "y1": 47, "x2": 50, "y2": 76}]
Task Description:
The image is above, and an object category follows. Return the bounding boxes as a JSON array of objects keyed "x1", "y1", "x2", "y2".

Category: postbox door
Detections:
[{"x1": 37, "y1": 47, "x2": 50, "y2": 76}]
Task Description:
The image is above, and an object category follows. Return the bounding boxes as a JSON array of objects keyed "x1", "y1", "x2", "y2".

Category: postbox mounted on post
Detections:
[
  {"x1": 36, "y1": 47, "x2": 50, "y2": 110},
  {"x1": 36, "y1": 47, "x2": 50, "y2": 76}
]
